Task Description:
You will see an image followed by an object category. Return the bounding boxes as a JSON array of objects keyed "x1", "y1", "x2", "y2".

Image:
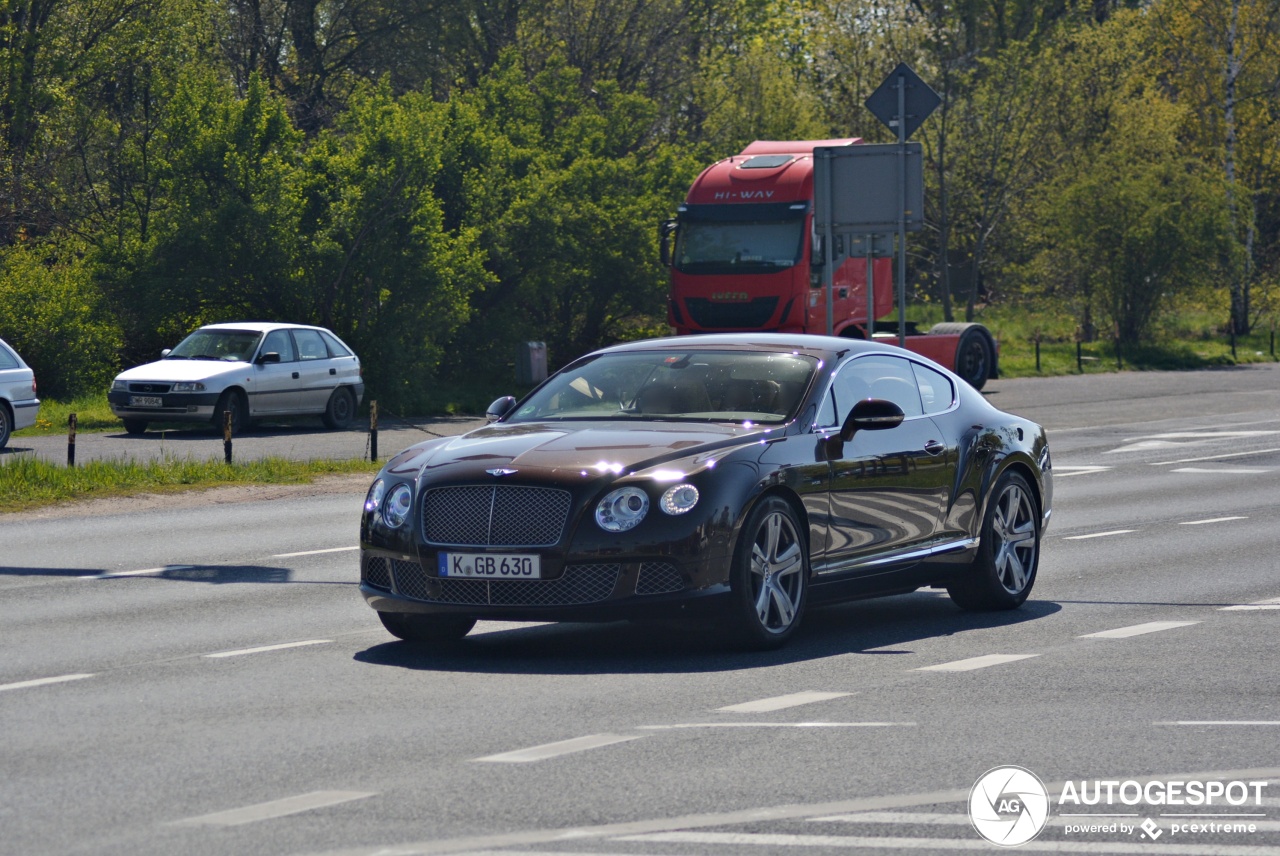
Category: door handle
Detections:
[
  {"x1": 924, "y1": 440, "x2": 946, "y2": 456},
  {"x1": 329, "y1": 367, "x2": 336, "y2": 375},
  {"x1": 292, "y1": 372, "x2": 299, "y2": 379}
]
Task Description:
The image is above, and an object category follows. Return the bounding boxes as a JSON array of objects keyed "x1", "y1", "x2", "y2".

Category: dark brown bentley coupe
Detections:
[{"x1": 360, "y1": 334, "x2": 1052, "y2": 649}]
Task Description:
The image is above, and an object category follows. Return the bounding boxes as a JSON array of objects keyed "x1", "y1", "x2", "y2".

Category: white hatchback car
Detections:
[
  {"x1": 108, "y1": 322, "x2": 364, "y2": 435},
  {"x1": 0, "y1": 337, "x2": 40, "y2": 449}
]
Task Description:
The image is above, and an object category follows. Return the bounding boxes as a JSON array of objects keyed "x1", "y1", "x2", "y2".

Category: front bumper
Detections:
[
  {"x1": 359, "y1": 548, "x2": 733, "y2": 623},
  {"x1": 108, "y1": 390, "x2": 220, "y2": 422}
]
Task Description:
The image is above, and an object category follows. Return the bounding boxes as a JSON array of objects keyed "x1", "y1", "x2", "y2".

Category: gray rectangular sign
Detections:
[{"x1": 814, "y1": 143, "x2": 924, "y2": 232}]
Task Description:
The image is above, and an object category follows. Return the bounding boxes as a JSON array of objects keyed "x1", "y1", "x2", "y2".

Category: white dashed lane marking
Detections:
[
  {"x1": 616, "y1": 831, "x2": 1280, "y2": 852},
  {"x1": 1063, "y1": 530, "x2": 1135, "y2": 540},
  {"x1": 913, "y1": 654, "x2": 1038, "y2": 672},
  {"x1": 271, "y1": 546, "x2": 359, "y2": 558},
  {"x1": 204, "y1": 640, "x2": 331, "y2": 658},
  {"x1": 1078, "y1": 621, "x2": 1200, "y2": 639},
  {"x1": 0, "y1": 673, "x2": 95, "y2": 693},
  {"x1": 638, "y1": 722, "x2": 914, "y2": 730},
  {"x1": 1181, "y1": 517, "x2": 1249, "y2": 525},
  {"x1": 474, "y1": 734, "x2": 645, "y2": 763},
  {"x1": 717, "y1": 691, "x2": 852, "y2": 713},
  {"x1": 80, "y1": 565, "x2": 192, "y2": 579},
  {"x1": 169, "y1": 790, "x2": 375, "y2": 826},
  {"x1": 1220, "y1": 597, "x2": 1280, "y2": 611}
]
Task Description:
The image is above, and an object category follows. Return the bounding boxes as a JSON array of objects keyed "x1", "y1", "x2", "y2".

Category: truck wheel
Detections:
[{"x1": 931, "y1": 322, "x2": 995, "y2": 391}]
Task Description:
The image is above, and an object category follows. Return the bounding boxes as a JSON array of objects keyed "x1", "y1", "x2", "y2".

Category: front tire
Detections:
[
  {"x1": 322, "y1": 386, "x2": 355, "y2": 430},
  {"x1": 378, "y1": 612, "x2": 476, "y2": 643},
  {"x1": 213, "y1": 389, "x2": 248, "y2": 435},
  {"x1": 947, "y1": 470, "x2": 1040, "y2": 611},
  {"x1": 725, "y1": 496, "x2": 808, "y2": 650},
  {"x1": 122, "y1": 418, "x2": 148, "y2": 435}
]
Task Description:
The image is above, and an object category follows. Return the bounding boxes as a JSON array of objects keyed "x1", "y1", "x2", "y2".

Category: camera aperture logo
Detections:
[{"x1": 969, "y1": 766, "x2": 1051, "y2": 846}]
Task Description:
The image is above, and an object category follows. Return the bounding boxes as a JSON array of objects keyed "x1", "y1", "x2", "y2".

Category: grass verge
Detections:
[{"x1": 0, "y1": 454, "x2": 380, "y2": 513}]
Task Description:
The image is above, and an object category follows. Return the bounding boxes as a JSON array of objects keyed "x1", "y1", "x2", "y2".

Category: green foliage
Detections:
[{"x1": 0, "y1": 240, "x2": 122, "y2": 399}]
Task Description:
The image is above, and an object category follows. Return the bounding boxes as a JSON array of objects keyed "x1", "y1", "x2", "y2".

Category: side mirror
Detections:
[
  {"x1": 160, "y1": 348, "x2": 171, "y2": 358},
  {"x1": 659, "y1": 219, "x2": 677, "y2": 266},
  {"x1": 256, "y1": 352, "x2": 281, "y2": 364},
  {"x1": 840, "y1": 398, "x2": 904, "y2": 441},
  {"x1": 486, "y1": 396, "x2": 518, "y2": 423}
]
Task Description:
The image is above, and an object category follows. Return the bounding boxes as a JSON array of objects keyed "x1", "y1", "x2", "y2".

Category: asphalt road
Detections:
[{"x1": 2, "y1": 364, "x2": 1280, "y2": 856}]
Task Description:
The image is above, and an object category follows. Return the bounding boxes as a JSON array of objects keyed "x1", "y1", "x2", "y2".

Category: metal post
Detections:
[
  {"x1": 896, "y1": 72, "x2": 908, "y2": 348},
  {"x1": 223, "y1": 410, "x2": 233, "y2": 464},
  {"x1": 1230, "y1": 318, "x2": 1237, "y2": 360},
  {"x1": 865, "y1": 234, "x2": 876, "y2": 338},
  {"x1": 1077, "y1": 340, "x2": 1083, "y2": 373},
  {"x1": 67, "y1": 413, "x2": 77, "y2": 468},
  {"x1": 1035, "y1": 337, "x2": 1041, "y2": 373},
  {"x1": 818, "y1": 149, "x2": 836, "y2": 336},
  {"x1": 369, "y1": 400, "x2": 379, "y2": 461}
]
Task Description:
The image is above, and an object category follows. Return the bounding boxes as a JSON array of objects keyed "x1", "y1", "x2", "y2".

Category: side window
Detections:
[
  {"x1": 912, "y1": 362, "x2": 956, "y2": 415},
  {"x1": 293, "y1": 329, "x2": 328, "y2": 361},
  {"x1": 830, "y1": 354, "x2": 923, "y2": 423},
  {"x1": 0, "y1": 345, "x2": 18, "y2": 369},
  {"x1": 261, "y1": 330, "x2": 296, "y2": 362},
  {"x1": 320, "y1": 331, "x2": 352, "y2": 357}
]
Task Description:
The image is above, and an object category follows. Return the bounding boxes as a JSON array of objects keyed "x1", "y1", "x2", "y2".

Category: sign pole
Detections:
[
  {"x1": 896, "y1": 71, "x2": 908, "y2": 348},
  {"x1": 818, "y1": 149, "x2": 836, "y2": 336},
  {"x1": 865, "y1": 234, "x2": 876, "y2": 338}
]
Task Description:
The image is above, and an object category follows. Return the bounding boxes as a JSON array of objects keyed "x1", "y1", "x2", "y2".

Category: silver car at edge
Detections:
[
  {"x1": 107, "y1": 322, "x2": 364, "y2": 435},
  {"x1": 0, "y1": 337, "x2": 40, "y2": 449}
]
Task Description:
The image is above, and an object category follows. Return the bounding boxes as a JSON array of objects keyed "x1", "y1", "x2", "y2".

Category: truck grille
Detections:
[
  {"x1": 378, "y1": 558, "x2": 620, "y2": 606},
  {"x1": 422, "y1": 485, "x2": 572, "y2": 547},
  {"x1": 684, "y1": 297, "x2": 779, "y2": 329}
]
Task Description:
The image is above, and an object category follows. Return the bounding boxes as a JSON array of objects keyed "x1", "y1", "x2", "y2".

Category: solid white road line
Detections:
[
  {"x1": 170, "y1": 790, "x2": 375, "y2": 826},
  {"x1": 1180, "y1": 516, "x2": 1249, "y2": 525},
  {"x1": 637, "y1": 722, "x2": 914, "y2": 730},
  {"x1": 1079, "y1": 621, "x2": 1201, "y2": 639},
  {"x1": 81, "y1": 565, "x2": 192, "y2": 579},
  {"x1": 1172, "y1": 467, "x2": 1271, "y2": 474},
  {"x1": 717, "y1": 691, "x2": 852, "y2": 713},
  {"x1": 809, "y1": 811, "x2": 1280, "y2": 832},
  {"x1": 1052, "y1": 466, "x2": 1112, "y2": 477},
  {"x1": 1157, "y1": 721, "x2": 1280, "y2": 726},
  {"x1": 0, "y1": 673, "x2": 95, "y2": 693},
  {"x1": 204, "y1": 640, "x2": 331, "y2": 658},
  {"x1": 1063, "y1": 530, "x2": 1135, "y2": 540},
  {"x1": 914, "y1": 654, "x2": 1038, "y2": 672},
  {"x1": 1221, "y1": 597, "x2": 1280, "y2": 611},
  {"x1": 474, "y1": 734, "x2": 645, "y2": 763},
  {"x1": 616, "y1": 831, "x2": 1280, "y2": 853},
  {"x1": 271, "y1": 546, "x2": 360, "y2": 558}
]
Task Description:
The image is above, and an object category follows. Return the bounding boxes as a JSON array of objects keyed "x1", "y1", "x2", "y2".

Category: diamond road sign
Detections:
[{"x1": 865, "y1": 62, "x2": 940, "y2": 140}]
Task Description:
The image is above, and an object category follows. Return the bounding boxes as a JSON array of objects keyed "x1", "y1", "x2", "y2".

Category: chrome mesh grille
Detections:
[
  {"x1": 387, "y1": 560, "x2": 620, "y2": 607},
  {"x1": 636, "y1": 561, "x2": 685, "y2": 595},
  {"x1": 422, "y1": 485, "x2": 572, "y2": 547}
]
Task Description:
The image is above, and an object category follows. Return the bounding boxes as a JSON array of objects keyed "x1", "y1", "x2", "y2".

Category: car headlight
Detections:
[
  {"x1": 660, "y1": 484, "x2": 700, "y2": 515},
  {"x1": 381, "y1": 483, "x2": 413, "y2": 529},
  {"x1": 596, "y1": 486, "x2": 649, "y2": 532},
  {"x1": 364, "y1": 478, "x2": 385, "y2": 512},
  {"x1": 111, "y1": 379, "x2": 126, "y2": 391},
  {"x1": 171, "y1": 381, "x2": 206, "y2": 392}
]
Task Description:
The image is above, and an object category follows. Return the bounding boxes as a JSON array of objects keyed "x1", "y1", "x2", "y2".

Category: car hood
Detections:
[
  {"x1": 115, "y1": 359, "x2": 250, "y2": 383},
  {"x1": 386, "y1": 420, "x2": 779, "y2": 483}
]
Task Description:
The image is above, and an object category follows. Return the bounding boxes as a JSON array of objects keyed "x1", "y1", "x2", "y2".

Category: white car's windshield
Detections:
[
  {"x1": 166, "y1": 329, "x2": 263, "y2": 362},
  {"x1": 508, "y1": 350, "x2": 818, "y2": 424}
]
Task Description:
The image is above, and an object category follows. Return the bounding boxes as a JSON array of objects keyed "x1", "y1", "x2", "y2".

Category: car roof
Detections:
[
  {"x1": 592, "y1": 332, "x2": 909, "y2": 362},
  {"x1": 195, "y1": 322, "x2": 329, "y2": 334}
]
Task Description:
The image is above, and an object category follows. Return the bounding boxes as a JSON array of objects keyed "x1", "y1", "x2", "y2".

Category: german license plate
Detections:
[
  {"x1": 129, "y1": 395, "x2": 163, "y2": 407},
  {"x1": 438, "y1": 552, "x2": 542, "y2": 579}
]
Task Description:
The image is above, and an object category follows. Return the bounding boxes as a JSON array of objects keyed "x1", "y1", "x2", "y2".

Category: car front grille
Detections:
[
  {"x1": 636, "y1": 561, "x2": 685, "y2": 595},
  {"x1": 127, "y1": 382, "x2": 173, "y2": 394},
  {"x1": 422, "y1": 485, "x2": 573, "y2": 547},
  {"x1": 381, "y1": 558, "x2": 620, "y2": 607}
]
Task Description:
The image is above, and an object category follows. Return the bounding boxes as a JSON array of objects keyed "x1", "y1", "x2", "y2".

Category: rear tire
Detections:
[
  {"x1": 122, "y1": 418, "x2": 148, "y2": 435},
  {"x1": 378, "y1": 612, "x2": 476, "y2": 643},
  {"x1": 322, "y1": 386, "x2": 355, "y2": 430},
  {"x1": 725, "y1": 496, "x2": 808, "y2": 650},
  {"x1": 0, "y1": 403, "x2": 11, "y2": 449},
  {"x1": 947, "y1": 470, "x2": 1040, "y2": 611},
  {"x1": 930, "y1": 322, "x2": 995, "y2": 390}
]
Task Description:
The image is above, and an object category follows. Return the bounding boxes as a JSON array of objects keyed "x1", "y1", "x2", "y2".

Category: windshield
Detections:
[
  {"x1": 675, "y1": 220, "x2": 804, "y2": 274},
  {"x1": 166, "y1": 329, "x2": 263, "y2": 362},
  {"x1": 508, "y1": 350, "x2": 819, "y2": 424}
]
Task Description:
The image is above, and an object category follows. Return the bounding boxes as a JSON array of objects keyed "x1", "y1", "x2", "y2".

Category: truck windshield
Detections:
[
  {"x1": 675, "y1": 219, "x2": 804, "y2": 274},
  {"x1": 507, "y1": 350, "x2": 818, "y2": 424}
]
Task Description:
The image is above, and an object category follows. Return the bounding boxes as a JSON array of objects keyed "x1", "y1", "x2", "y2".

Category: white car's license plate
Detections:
[
  {"x1": 129, "y1": 395, "x2": 163, "y2": 407},
  {"x1": 438, "y1": 552, "x2": 542, "y2": 579}
]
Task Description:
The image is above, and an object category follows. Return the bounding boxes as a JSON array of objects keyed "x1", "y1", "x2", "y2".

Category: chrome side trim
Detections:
[{"x1": 815, "y1": 537, "x2": 979, "y2": 576}]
